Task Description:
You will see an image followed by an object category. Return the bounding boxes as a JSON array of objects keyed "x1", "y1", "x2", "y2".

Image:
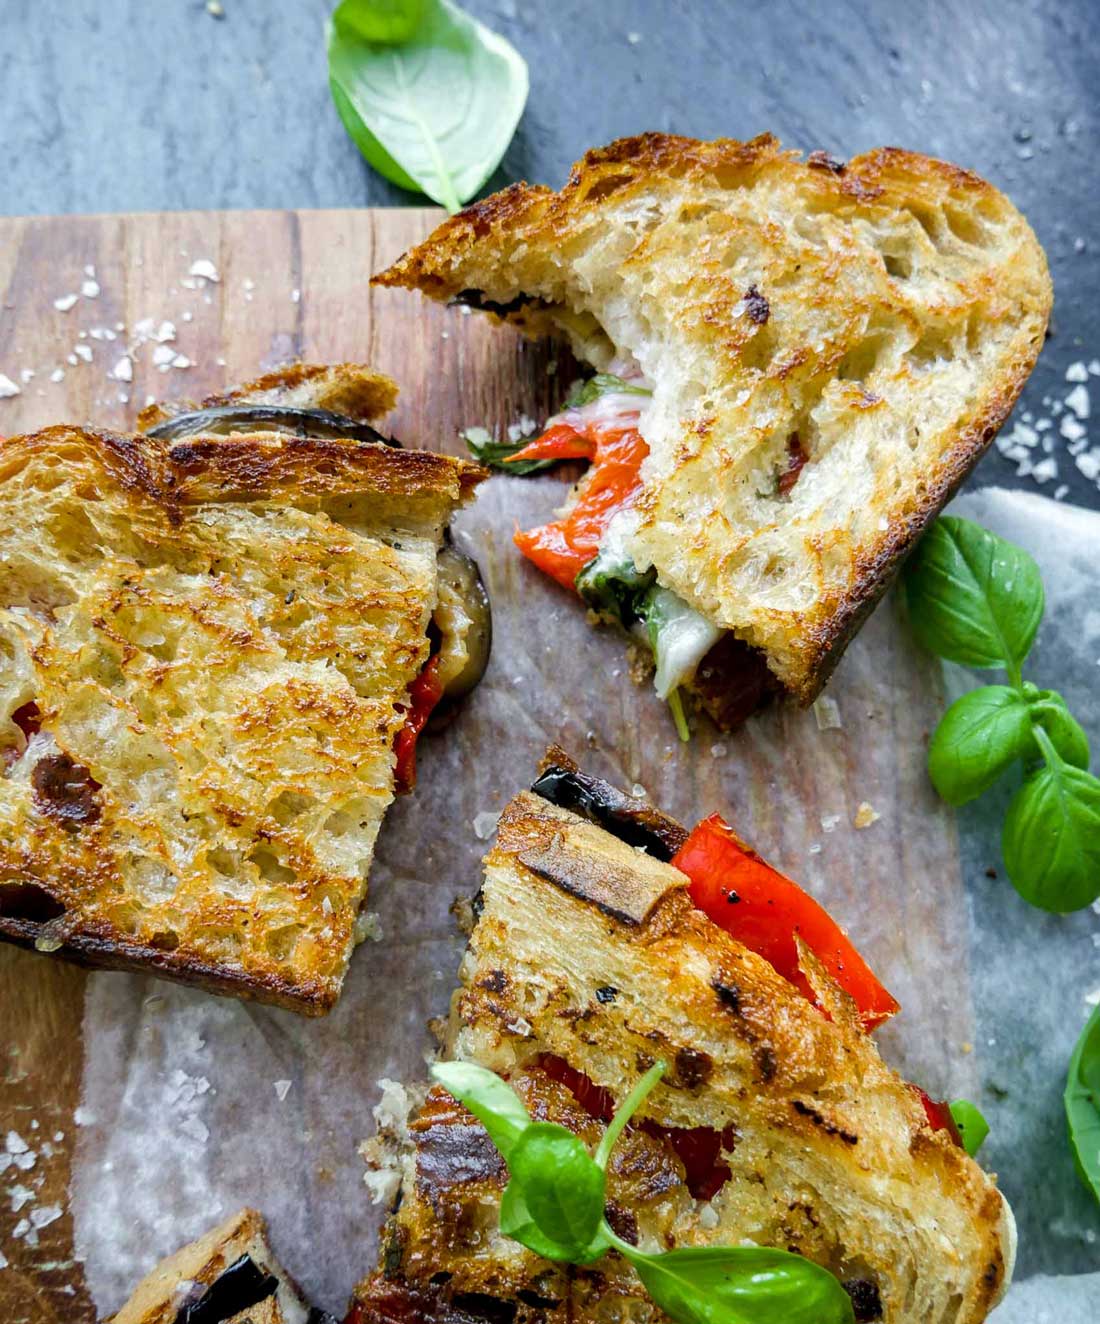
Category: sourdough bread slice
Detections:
[
  {"x1": 352, "y1": 770, "x2": 1014, "y2": 1323},
  {"x1": 0, "y1": 370, "x2": 484, "y2": 1013},
  {"x1": 110, "y1": 1207, "x2": 319, "y2": 1324},
  {"x1": 375, "y1": 133, "x2": 1051, "y2": 704}
]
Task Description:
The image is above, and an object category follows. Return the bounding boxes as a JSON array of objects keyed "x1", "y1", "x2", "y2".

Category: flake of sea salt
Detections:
[
  {"x1": 81, "y1": 279, "x2": 100, "y2": 299},
  {"x1": 274, "y1": 1080, "x2": 292, "y2": 1101},
  {"x1": 1065, "y1": 384, "x2": 1091, "y2": 419},
  {"x1": 179, "y1": 1115, "x2": 209, "y2": 1145},
  {"x1": 30, "y1": 1204, "x2": 61, "y2": 1229},
  {"x1": 1054, "y1": 484, "x2": 1069, "y2": 500},
  {"x1": 9, "y1": 1184, "x2": 34, "y2": 1212},
  {"x1": 0, "y1": 373, "x2": 21, "y2": 398},
  {"x1": 111, "y1": 355, "x2": 133, "y2": 382},
  {"x1": 49, "y1": 367, "x2": 65, "y2": 383},
  {"x1": 1031, "y1": 456, "x2": 1058, "y2": 484},
  {"x1": 152, "y1": 344, "x2": 177, "y2": 367},
  {"x1": 1060, "y1": 414, "x2": 1087, "y2": 442},
  {"x1": 473, "y1": 811, "x2": 499, "y2": 840},
  {"x1": 1066, "y1": 362, "x2": 1089, "y2": 383},
  {"x1": 813, "y1": 695, "x2": 842, "y2": 730},
  {"x1": 1075, "y1": 450, "x2": 1100, "y2": 481},
  {"x1": 73, "y1": 343, "x2": 93, "y2": 363},
  {"x1": 710, "y1": 742, "x2": 728, "y2": 758},
  {"x1": 189, "y1": 258, "x2": 220, "y2": 283},
  {"x1": 820, "y1": 813, "x2": 841, "y2": 833},
  {"x1": 53, "y1": 293, "x2": 78, "y2": 312}
]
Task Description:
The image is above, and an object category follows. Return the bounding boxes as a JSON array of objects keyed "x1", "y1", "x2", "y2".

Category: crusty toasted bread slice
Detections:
[
  {"x1": 110, "y1": 1207, "x2": 318, "y2": 1324},
  {"x1": 352, "y1": 760, "x2": 1014, "y2": 1323},
  {"x1": 375, "y1": 133, "x2": 1051, "y2": 706},
  {"x1": 138, "y1": 361, "x2": 399, "y2": 432},
  {"x1": 0, "y1": 369, "x2": 484, "y2": 1013}
]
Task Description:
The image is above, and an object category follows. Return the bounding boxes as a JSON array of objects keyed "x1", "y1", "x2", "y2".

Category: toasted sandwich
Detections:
[
  {"x1": 110, "y1": 1207, "x2": 332, "y2": 1324},
  {"x1": 0, "y1": 364, "x2": 486, "y2": 1012},
  {"x1": 351, "y1": 750, "x2": 1014, "y2": 1324},
  {"x1": 375, "y1": 134, "x2": 1052, "y2": 731}
]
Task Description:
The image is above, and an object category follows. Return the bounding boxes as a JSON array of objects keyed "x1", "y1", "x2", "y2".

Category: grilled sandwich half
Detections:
[
  {"x1": 352, "y1": 752, "x2": 1014, "y2": 1324},
  {"x1": 0, "y1": 364, "x2": 486, "y2": 1013},
  {"x1": 375, "y1": 134, "x2": 1052, "y2": 727},
  {"x1": 110, "y1": 1207, "x2": 331, "y2": 1324}
]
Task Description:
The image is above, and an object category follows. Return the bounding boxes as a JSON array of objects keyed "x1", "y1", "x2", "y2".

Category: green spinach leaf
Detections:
[
  {"x1": 619, "y1": 1244, "x2": 856, "y2": 1324},
  {"x1": 1002, "y1": 753, "x2": 1100, "y2": 913},
  {"x1": 461, "y1": 426, "x2": 554, "y2": 475},
  {"x1": 927, "y1": 686, "x2": 1032, "y2": 805},
  {"x1": 949, "y1": 1099, "x2": 990, "y2": 1157},
  {"x1": 327, "y1": 0, "x2": 528, "y2": 212},
  {"x1": 904, "y1": 517, "x2": 1044, "y2": 674},
  {"x1": 1065, "y1": 1005, "x2": 1100, "y2": 1206},
  {"x1": 430, "y1": 1061, "x2": 531, "y2": 1159}
]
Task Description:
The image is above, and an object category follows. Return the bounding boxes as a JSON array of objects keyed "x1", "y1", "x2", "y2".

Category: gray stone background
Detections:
[{"x1": 0, "y1": 0, "x2": 1096, "y2": 503}]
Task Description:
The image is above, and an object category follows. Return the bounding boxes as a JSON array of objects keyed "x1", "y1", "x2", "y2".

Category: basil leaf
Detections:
[
  {"x1": 430, "y1": 1061, "x2": 531, "y2": 1160},
  {"x1": 927, "y1": 686, "x2": 1032, "y2": 805},
  {"x1": 904, "y1": 517, "x2": 1044, "y2": 670},
  {"x1": 499, "y1": 1181, "x2": 609, "y2": 1264},
  {"x1": 565, "y1": 374, "x2": 652, "y2": 408},
  {"x1": 1028, "y1": 691, "x2": 1091, "y2": 770},
  {"x1": 1002, "y1": 761, "x2": 1100, "y2": 912},
  {"x1": 621, "y1": 1245, "x2": 855, "y2": 1324},
  {"x1": 949, "y1": 1099, "x2": 990, "y2": 1157},
  {"x1": 460, "y1": 426, "x2": 553, "y2": 475},
  {"x1": 333, "y1": 0, "x2": 426, "y2": 44},
  {"x1": 575, "y1": 545, "x2": 655, "y2": 626},
  {"x1": 506, "y1": 1123, "x2": 606, "y2": 1251},
  {"x1": 1065, "y1": 1004, "x2": 1100, "y2": 1206},
  {"x1": 327, "y1": 0, "x2": 529, "y2": 212}
]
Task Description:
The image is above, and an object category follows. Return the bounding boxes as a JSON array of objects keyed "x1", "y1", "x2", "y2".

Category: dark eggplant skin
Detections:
[
  {"x1": 146, "y1": 404, "x2": 400, "y2": 447},
  {"x1": 530, "y1": 764, "x2": 688, "y2": 862},
  {"x1": 174, "y1": 1254, "x2": 278, "y2": 1324},
  {"x1": 428, "y1": 545, "x2": 492, "y2": 723},
  {"x1": 448, "y1": 289, "x2": 536, "y2": 317}
]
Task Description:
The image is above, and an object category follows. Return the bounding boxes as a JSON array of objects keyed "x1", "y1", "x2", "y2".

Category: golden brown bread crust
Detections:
[
  {"x1": 354, "y1": 780, "x2": 1013, "y2": 1323},
  {"x1": 375, "y1": 133, "x2": 1052, "y2": 708},
  {"x1": 110, "y1": 1208, "x2": 309, "y2": 1324},
  {"x1": 0, "y1": 416, "x2": 483, "y2": 1013},
  {"x1": 137, "y1": 361, "x2": 400, "y2": 431}
]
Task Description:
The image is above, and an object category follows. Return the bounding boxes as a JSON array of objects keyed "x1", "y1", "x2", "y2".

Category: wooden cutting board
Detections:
[{"x1": 0, "y1": 210, "x2": 969, "y2": 1323}]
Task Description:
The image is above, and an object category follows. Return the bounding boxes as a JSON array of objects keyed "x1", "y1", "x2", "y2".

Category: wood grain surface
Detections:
[{"x1": 0, "y1": 209, "x2": 974, "y2": 1322}]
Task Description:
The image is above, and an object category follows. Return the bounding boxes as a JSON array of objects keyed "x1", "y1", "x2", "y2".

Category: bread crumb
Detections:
[
  {"x1": 854, "y1": 801, "x2": 880, "y2": 829},
  {"x1": 961, "y1": 1041, "x2": 973, "y2": 1054}
]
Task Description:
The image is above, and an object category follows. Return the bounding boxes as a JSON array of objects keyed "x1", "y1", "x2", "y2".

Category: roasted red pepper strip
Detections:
[
  {"x1": 671, "y1": 814, "x2": 899, "y2": 1032},
  {"x1": 393, "y1": 655, "x2": 444, "y2": 794},
  {"x1": 504, "y1": 422, "x2": 597, "y2": 465},
  {"x1": 514, "y1": 425, "x2": 648, "y2": 590},
  {"x1": 914, "y1": 1086, "x2": 965, "y2": 1147}
]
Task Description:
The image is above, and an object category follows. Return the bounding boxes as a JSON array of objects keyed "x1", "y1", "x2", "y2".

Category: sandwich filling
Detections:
[{"x1": 503, "y1": 365, "x2": 736, "y2": 737}]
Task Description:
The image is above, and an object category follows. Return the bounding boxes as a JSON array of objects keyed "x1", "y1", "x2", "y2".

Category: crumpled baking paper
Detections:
[{"x1": 71, "y1": 484, "x2": 1099, "y2": 1318}]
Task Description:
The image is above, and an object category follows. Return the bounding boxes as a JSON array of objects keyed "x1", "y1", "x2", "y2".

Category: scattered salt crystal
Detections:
[
  {"x1": 19, "y1": 368, "x2": 34, "y2": 383},
  {"x1": 182, "y1": 310, "x2": 193, "y2": 322},
  {"x1": 12, "y1": 1219, "x2": 36, "y2": 1246},
  {"x1": 1085, "y1": 987, "x2": 1100, "y2": 1007},
  {"x1": 1066, "y1": 362, "x2": 1089, "y2": 383},
  {"x1": 53, "y1": 293, "x2": 78, "y2": 312},
  {"x1": 631, "y1": 783, "x2": 646, "y2": 799},
  {"x1": 1054, "y1": 484, "x2": 1069, "y2": 500},
  {"x1": 66, "y1": 353, "x2": 78, "y2": 366},
  {"x1": 1030, "y1": 456, "x2": 1058, "y2": 484},
  {"x1": 81, "y1": 279, "x2": 100, "y2": 298},
  {"x1": 820, "y1": 813, "x2": 841, "y2": 833},
  {"x1": 0, "y1": 373, "x2": 22, "y2": 398},
  {"x1": 189, "y1": 258, "x2": 220, "y2": 283},
  {"x1": 291, "y1": 288, "x2": 301, "y2": 303},
  {"x1": 111, "y1": 355, "x2": 133, "y2": 382},
  {"x1": 152, "y1": 344, "x2": 177, "y2": 367},
  {"x1": 1065, "y1": 383, "x2": 1091, "y2": 419},
  {"x1": 0, "y1": 1249, "x2": 7, "y2": 1269},
  {"x1": 9, "y1": 1184, "x2": 34, "y2": 1212},
  {"x1": 473, "y1": 811, "x2": 499, "y2": 840},
  {"x1": 273, "y1": 1080, "x2": 292, "y2": 1102},
  {"x1": 73, "y1": 1106, "x2": 97, "y2": 1126},
  {"x1": 1076, "y1": 451, "x2": 1100, "y2": 481},
  {"x1": 808, "y1": 842, "x2": 822, "y2": 855},
  {"x1": 49, "y1": 367, "x2": 65, "y2": 383},
  {"x1": 6, "y1": 1131, "x2": 28, "y2": 1154},
  {"x1": 854, "y1": 802, "x2": 880, "y2": 829},
  {"x1": 1060, "y1": 414, "x2": 1086, "y2": 442},
  {"x1": 710, "y1": 742, "x2": 728, "y2": 758},
  {"x1": 73, "y1": 343, "x2": 93, "y2": 363},
  {"x1": 30, "y1": 1204, "x2": 61, "y2": 1229},
  {"x1": 179, "y1": 1116, "x2": 209, "y2": 1145},
  {"x1": 813, "y1": 695, "x2": 842, "y2": 730},
  {"x1": 172, "y1": 354, "x2": 192, "y2": 369},
  {"x1": 354, "y1": 910, "x2": 383, "y2": 943},
  {"x1": 13, "y1": 1150, "x2": 36, "y2": 1171},
  {"x1": 243, "y1": 278, "x2": 255, "y2": 292}
]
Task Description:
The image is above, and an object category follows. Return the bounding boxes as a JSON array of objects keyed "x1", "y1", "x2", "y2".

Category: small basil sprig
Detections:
[
  {"x1": 460, "y1": 426, "x2": 555, "y2": 475},
  {"x1": 564, "y1": 373, "x2": 653, "y2": 409},
  {"x1": 904, "y1": 517, "x2": 1100, "y2": 913},
  {"x1": 432, "y1": 1059, "x2": 856, "y2": 1324},
  {"x1": 1065, "y1": 1005, "x2": 1100, "y2": 1207},
  {"x1": 327, "y1": 0, "x2": 528, "y2": 212}
]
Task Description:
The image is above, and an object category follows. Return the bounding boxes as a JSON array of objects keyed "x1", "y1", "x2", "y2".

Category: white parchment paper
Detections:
[{"x1": 71, "y1": 485, "x2": 1100, "y2": 1318}]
